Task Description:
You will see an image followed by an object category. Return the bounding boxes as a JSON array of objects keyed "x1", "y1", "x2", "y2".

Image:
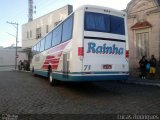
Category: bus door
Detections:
[{"x1": 62, "y1": 53, "x2": 69, "y2": 77}]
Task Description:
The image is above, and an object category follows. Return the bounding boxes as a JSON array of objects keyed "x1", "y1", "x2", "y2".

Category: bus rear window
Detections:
[
  {"x1": 84, "y1": 12, "x2": 125, "y2": 35},
  {"x1": 84, "y1": 12, "x2": 109, "y2": 32}
]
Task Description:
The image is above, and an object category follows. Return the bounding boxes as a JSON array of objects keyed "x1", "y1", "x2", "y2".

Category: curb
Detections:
[
  {"x1": 126, "y1": 80, "x2": 160, "y2": 87},
  {"x1": 12, "y1": 69, "x2": 31, "y2": 73}
]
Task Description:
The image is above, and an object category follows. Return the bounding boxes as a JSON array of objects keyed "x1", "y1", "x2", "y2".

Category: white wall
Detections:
[{"x1": 0, "y1": 48, "x2": 28, "y2": 66}]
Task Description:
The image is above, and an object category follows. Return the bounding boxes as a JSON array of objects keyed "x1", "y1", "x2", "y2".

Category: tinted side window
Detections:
[
  {"x1": 35, "y1": 45, "x2": 37, "y2": 54},
  {"x1": 32, "y1": 46, "x2": 35, "y2": 55},
  {"x1": 40, "y1": 38, "x2": 45, "y2": 52},
  {"x1": 110, "y1": 15, "x2": 125, "y2": 35},
  {"x1": 62, "y1": 15, "x2": 73, "y2": 42},
  {"x1": 84, "y1": 12, "x2": 109, "y2": 32},
  {"x1": 31, "y1": 47, "x2": 33, "y2": 53},
  {"x1": 45, "y1": 32, "x2": 52, "y2": 50},
  {"x1": 52, "y1": 25, "x2": 62, "y2": 46},
  {"x1": 34, "y1": 46, "x2": 36, "y2": 53},
  {"x1": 36, "y1": 42, "x2": 40, "y2": 54}
]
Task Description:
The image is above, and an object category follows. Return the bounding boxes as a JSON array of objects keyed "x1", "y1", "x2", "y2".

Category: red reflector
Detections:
[
  {"x1": 126, "y1": 50, "x2": 129, "y2": 58},
  {"x1": 78, "y1": 47, "x2": 84, "y2": 56}
]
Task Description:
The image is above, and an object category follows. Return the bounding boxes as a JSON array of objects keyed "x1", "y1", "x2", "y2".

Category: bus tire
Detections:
[
  {"x1": 32, "y1": 67, "x2": 34, "y2": 73},
  {"x1": 48, "y1": 69, "x2": 55, "y2": 86},
  {"x1": 32, "y1": 67, "x2": 37, "y2": 77}
]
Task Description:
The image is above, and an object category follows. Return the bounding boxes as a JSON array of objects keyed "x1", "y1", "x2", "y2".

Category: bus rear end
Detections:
[{"x1": 80, "y1": 6, "x2": 129, "y2": 81}]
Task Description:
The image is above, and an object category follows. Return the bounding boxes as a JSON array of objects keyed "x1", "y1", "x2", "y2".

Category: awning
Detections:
[{"x1": 131, "y1": 21, "x2": 152, "y2": 30}]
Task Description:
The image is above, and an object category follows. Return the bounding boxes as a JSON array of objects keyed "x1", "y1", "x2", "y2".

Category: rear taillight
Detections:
[
  {"x1": 125, "y1": 50, "x2": 129, "y2": 59},
  {"x1": 78, "y1": 47, "x2": 84, "y2": 56}
]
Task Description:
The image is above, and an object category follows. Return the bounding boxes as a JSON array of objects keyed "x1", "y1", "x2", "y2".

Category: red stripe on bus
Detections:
[
  {"x1": 45, "y1": 59, "x2": 60, "y2": 64},
  {"x1": 46, "y1": 56, "x2": 55, "y2": 59},
  {"x1": 42, "y1": 65, "x2": 58, "y2": 69},
  {"x1": 41, "y1": 41, "x2": 70, "y2": 70},
  {"x1": 48, "y1": 41, "x2": 70, "y2": 54},
  {"x1": 44, "y1": 61, "x2": 49, "y2": 64}
]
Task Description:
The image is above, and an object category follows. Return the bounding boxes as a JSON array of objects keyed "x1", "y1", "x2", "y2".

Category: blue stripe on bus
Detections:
[
  {"x1": 34, "y1": 70, "x2": 128, "y2": 82},
  {"x1": 53, "y1": 74, "x2": 128, "y2": 82},
  {"x1": 54, "y1": 71, "x2": 129, "y2": 75},
  {"x1": 34, "y1": 70, "x2": 48, "y2": 77}
]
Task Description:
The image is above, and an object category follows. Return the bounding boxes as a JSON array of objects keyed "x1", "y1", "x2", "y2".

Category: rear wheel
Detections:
[
  {"x1": 32, "y1": 67, "x2": 37, "y2": 77},
  {"x1": 32, "y1": 67, "x2": 34, "y2": 73}
]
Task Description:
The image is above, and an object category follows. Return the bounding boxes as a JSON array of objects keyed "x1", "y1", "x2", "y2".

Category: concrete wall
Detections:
[{"x1": 0, "y1": 48, "x2": 28, "y2": 66}]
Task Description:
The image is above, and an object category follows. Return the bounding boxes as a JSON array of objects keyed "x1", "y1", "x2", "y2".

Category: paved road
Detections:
[{"x1": 0, "y1": 71, "x2": 160, "y2": 115}]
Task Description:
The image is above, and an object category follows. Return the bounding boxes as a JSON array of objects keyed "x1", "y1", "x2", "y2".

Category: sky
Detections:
[{"x1": 0, "y1": 0, "x2": 131, "y2": 48}]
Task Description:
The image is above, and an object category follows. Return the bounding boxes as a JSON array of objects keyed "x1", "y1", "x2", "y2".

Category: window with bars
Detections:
[
  {"x1": 46, "y1": 25, "x2": 49, "y2": 33},
  {"x1": 36, "y1": 27, "x2": 41, "y2": 39},
  {"x1": 30, "y1": 30, "x2": 32, "y2": 38},
  {"x1": 27, "y1": 31, "x2": 29, "y2": 38}
]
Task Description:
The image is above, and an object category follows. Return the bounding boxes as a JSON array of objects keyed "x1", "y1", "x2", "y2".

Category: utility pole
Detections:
[{"x1": 6, "y1": 21, "x2": 18, "y2": 70}]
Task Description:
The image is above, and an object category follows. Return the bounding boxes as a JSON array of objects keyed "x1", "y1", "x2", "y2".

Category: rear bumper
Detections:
[
  {"x1": 54, "y1": 72, "x2": 129, "y2": 82},
  {"x1": 33, "y1": 70, "x2": 129, "y2": 82}
]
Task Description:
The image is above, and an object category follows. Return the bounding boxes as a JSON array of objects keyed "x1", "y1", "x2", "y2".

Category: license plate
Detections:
[{"x1": 103, "y1": 64, "x2": 112, "y2": 69}]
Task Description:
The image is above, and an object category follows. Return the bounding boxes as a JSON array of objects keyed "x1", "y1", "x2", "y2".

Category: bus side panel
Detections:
[{"x1": 69, "y1": 8, "x2": 85, "y2": 73}]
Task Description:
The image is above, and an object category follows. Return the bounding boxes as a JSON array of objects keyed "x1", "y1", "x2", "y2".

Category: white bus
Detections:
[{"x1": 31, "y1": 5, "x2": 129, "y2": 86}]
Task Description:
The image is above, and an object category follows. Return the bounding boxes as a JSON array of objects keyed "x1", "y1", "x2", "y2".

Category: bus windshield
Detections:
[{"x1": 84, "y1": 12, "x2": 125, "y2": 35}]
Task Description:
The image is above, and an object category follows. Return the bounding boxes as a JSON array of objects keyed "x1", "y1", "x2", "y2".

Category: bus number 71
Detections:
[{"x1": 84, "y1": 65, "x2": 91, "y2": 71}]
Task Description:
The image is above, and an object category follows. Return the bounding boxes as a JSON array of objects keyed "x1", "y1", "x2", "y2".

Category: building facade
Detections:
[
  {"x1": 126, "y1": 0, "x2": 160, "y2": 72},
  {"x1": 22, "y1": 5, "x2": 73, "y2": 49}
]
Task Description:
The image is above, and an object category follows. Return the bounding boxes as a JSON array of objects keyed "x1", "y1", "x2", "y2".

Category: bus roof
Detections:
[{"x1": 75, "y1": 5, "x2": 126, "y2": 15}]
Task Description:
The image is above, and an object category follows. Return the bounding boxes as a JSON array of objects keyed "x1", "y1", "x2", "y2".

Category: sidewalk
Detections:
[
  {"x1": 13, "y1": 69, "x2": 30, "y2": 73},
  {"x1": 0, "y1": 66, "x2": 15, "y2": 71},
  {"x1": 126, "y1": 77, "x2": 160, "y2": 87}
]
